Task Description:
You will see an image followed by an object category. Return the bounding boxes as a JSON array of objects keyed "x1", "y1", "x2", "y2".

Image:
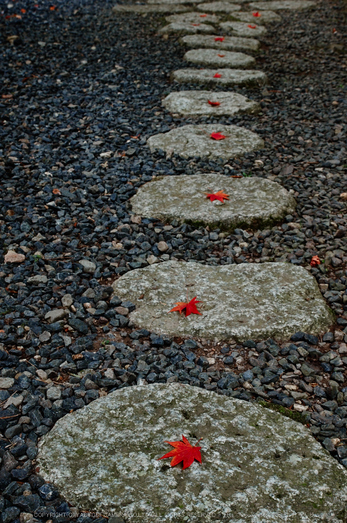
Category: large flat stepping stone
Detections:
[
  {"x1": 148, "y1": 0, "x2": 196, "y2": 3},
  {"x1": 250, "y1": 0, "x2": 316, "y2": 9},
  {"x1": 130, "y1": 173, "x2": 295, "y2": 229},
  {"x1": 147, "y1": 124, "x2": 263, "y2": 159},
  {"x1": 172, "y1": 68, "x2": 267, "y2": 86},
  {"x1": 181, "y1": 34, "x2": 260, "y2": 51},
  {"x1": 233, "y1": 9, "x2": 282, "y2": 23},
  {"x1": 159, "y1": 22, "x2": 215, "y2": 34},
  {"x1": 162, "y1": 91, "x2": 260, "y2": 116},
  {"x1": 220, "y1": 21, "x2": 267, "y2": 37},
  {"x1": 37, "y1": 383, "x2": 347, "y2": 523},
  {"x1": 166, "y1": 12, "x2": 219, "y2": 23},
  {"x1": 111, "y1": 261, "x2": 334, "y2": 341},
  {"x1": 184, "y1": 48, "x2": 255, "y2": 68},
  {"x1": 112, "y1": 4, "x2": 189, "y2": 12},
  {"x1": 197, "y1": 1, "x2": 243, "y2": 12}
]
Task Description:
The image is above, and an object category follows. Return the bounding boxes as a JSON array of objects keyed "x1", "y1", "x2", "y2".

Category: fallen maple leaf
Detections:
[
  {"x1": 252, "y1": 11, "x2": 261, "y2": 17},
  {"x1": 50, "y1": 5, "x2": 56, "y2": 10},
  {"x1": 208, "y1": 100, "x2": 220, "y2": 106},
  {"x1": 191, "y1": 23, "x2": 200, "y2": 26},
  {"x1": 213, "y1": 73, "x2": 222, "y2": 78},
  {"x1": 200, "y1": 13, "x2": 207, "y2": 17},
  {"x1": 310, "y1": 255, "x2": 321, "y2": 267},
  {"x1": 21, "y1": 8, "x2": 26, "y2": 13},
  {"x1": 248, "y1": 24, "x2": 257, "y2": 29},
  {"x1": 214, "y1": 36, "x2": 224, "y2": 41},
  {"x1": 169, "y1": 297, "x2": 202, "y2": 317},
  {"x1": 217, "y1": 53, "x2": 225, "y2": 57},
  {"x1": 206, "y1": 190, "x2": 229, "y2": 203},
  {"x1": 52, "y1": 188, "x2": 61, "y2": 195},
  {"x1": 158, "y1": 435, "x2": 202, "y2": 470},
  {"x1": 210, "y1": 132, "x2": 226, "y2": 140}
]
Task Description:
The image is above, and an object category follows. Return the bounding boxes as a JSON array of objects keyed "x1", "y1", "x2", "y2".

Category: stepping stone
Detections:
[
  {"x1": 184, "y1": 49, "x2": 255, "y2": 68},
  {"x1": 159, "y1": 22, "x2": 215, "y2": 34},
  {"x1": 148, "y1": 0, "x2": 196, "y2": 3},
  {"x1": 181, "y1": 34, "x2": 260, "y2": 51},
  {"x1": 232, "y1": 9, "x2": 282, "y2": 23},
  {"x1": 219, "y1": 21, "x2": 267, "y2": 37},
  {"x1": 147, "y1": 124, "x2": 263, "y2": 159},
  {"x1": 162, "y1": 91, "x2": 260, "y2": 115},
  {"x1": 112, "y1": 4, "x2": 189, "y2": 12},
  {"x1": 130, "y1": 174, "x2": 295, "y2": 230},
  {"x1": 166, "y1": 12, "x2": 219, "y2": 23},
  {"x1": 197, "y1": 1, "x2": 242, "y2": 12},
  {"x1": 172, "y1": 68, "x2": 267, "y2": 86},
  {"x1": 111, "y1": 261, "x2": 333, "y2": 341},
  {"x1": 250, "y1": 0, "x2": 316, "y2": 9},
  {"x1": 37, "y1": 383, "x2": 347, "y2": 523}
]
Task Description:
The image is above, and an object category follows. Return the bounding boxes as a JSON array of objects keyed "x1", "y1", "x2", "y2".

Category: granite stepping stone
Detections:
[
  {"x1": 130, "y1": 173, "x2": 295, "y2": 229},
  {"x1": 232, "y1": 9, "x2": 282, "y2": 23},
  {"x1": 110, "y1": 261, "x2": 334, "y2": 341},
  {"x1": 165, "y1": 12, "x2": 219, "y2": 23},
  {"x1": 162, "y1": 91, "x2": 260, "y2": 115},
  {"x1": 172, "y1": 68, "x2": 267, "y2": 86},
  {"x1": 159, "y1": 22, "x2": 215, "y2": 34},
  {"x1": 184, "y1": 48, "x2": 255, "y2": 68},
  {"x1": 197, "y1": 1, "x2": 242, "y2": 12},
  {"x1": 181, "y1": 34, "x2": 260, "y2": 51},
  {"x1": 250, "y1": 0, "x2": 316, "y2": 9},
  {"x1": 37, "y1": 383, "x2": 347, "y2": 523},
  {"x1": 112, "y1": 4, "x2": 189, "y2": 12},
  {"x1": 147, "y1": 124, "x2": 264, "y2": 159},
  {"x1": 219, "y1": 21, "x2": 267, "y2": 37}
]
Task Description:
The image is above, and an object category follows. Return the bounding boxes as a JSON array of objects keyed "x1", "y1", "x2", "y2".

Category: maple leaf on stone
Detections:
[
  {"x1": 252, "y1": 11, "x2": 261, "y2": 16},
  {"x1": 217, "y1": 53, "x2": 225, "y2": 57},
  {"x1": 213, "y1": 73, "x2": 222, "y2": 78},
  {"x1": 169, "y1": 297, "x2": 202, "y2": 317},
  {"x1": 206, "y1": 190, "x2": 229, "y2": 203},
  {"x1": 310, "y1": 255, "x2": 321, "y2": 267},
  {"x1": 248, "y1": 24, "x2": 257, "y2": 29},
  {"x1": 158, "y1": 435, "x2": 202, "y2": 470},
  {"x1": 210, "y1": 132, "x2": 226, "y2": 140},
  {"x1": 208, "y1": 100, "x2": 220, "y2": 106},
  {"x1": 214, "y1": 37, "x2": 224, "y2": 41}
]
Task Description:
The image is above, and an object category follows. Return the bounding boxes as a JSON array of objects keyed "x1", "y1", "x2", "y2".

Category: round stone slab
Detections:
[
  {"x1": 37, "y1": 383, "x2": 347, "y2": 523},
  {"x1": 112, "y1": 4, "x2": 189, "y2": 12},
  {"x1": 233, "y1": 9, "x2": 282, "y2": 23},
  {"x1": 162, "y1": 91, "x2": 260, "y2": 116},
  {"x1": 166, "y1": 12, "x2": 219, "y2": 23},
  {"x1": 250, "y1": 0, "x2": 316, "y2": 9},
  {"x1": 181, "y1": 34, "x2": 260, "y2": 51},
  {"x1": 130, "y1": 173, "x2": 295, "y2": 229},
  {"x1": 172, "y1": 68, "x2": 267, "y2": 86},
  {"x1": 111, "y1": 261, "x2": 334, "y2": 341},
  {"x1": 159, "y1": 22, "x2": 215, "y2": 34},
  {"x1": 220, "y1": 21, "x2": 267, "y2": 37},
  {"x1": 197, "y1": 1, "x2": 242, "y2": 12},
  {"x1": 184, "y1": 49, "x2": 255, "y2": 68},
  {"x1": 147, "y1": 124, "x2": 264, "y2": 160}
]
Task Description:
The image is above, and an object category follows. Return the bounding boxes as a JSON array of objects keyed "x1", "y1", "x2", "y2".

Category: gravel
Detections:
[{"x1": 0, "y1": 0, "x2": 346, "y2": 521}]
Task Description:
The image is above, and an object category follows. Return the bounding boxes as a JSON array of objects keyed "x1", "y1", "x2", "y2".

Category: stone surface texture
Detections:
[
  {"x1": 181, "y1": 34, "x2": 260, "y2": 51},
  {"x1": 250, "y1": 0, "x2": 316, "y2": 9},
  {"x1": 220, "y1": 21, "x2": 267, "y2": 37},
  {"x1": 147, "y1": 124, "x2": 264, "y2": 160},
  {"x1": 130, "y1": 173, "x2": 296, "y2": 229},
  {"x1": 112, "y1": 4, "x2": 189, "y2": 13},
  {"x1": 159, "y1": 22, "x2": 215, "y2": 34},
  {"x1": 166, "y1": 12, "x2": 219, "y2": 23},
  {"x1": 111, "y1": 261, "x2": 334, "y2": 341},
  {"x1": 197, "y1": 1, "x2": 243, "y2": 12},
  {"x1": 162, "y1": 91, "x2": 260, "y2": 116},
  {"x1": 233, "y1": 10, "x2": 282, "y2": 23},
  {"x1": 148, "y1": 0, "x2": 196, "y2": 4},
  {"x1": 172, "y1": 68, "x2": 267, "y2": 86},
  {"x1": 37, "y1": 383, "x2": 347, "y2": 523},
  {"x1": 4, "y1": 250, "x2": 25, "y2": 263},
  {"x1": 184, "y1": 49, "x2": 255, "y2": 68}
]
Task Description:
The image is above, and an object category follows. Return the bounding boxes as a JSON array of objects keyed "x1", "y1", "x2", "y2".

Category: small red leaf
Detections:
[
  {"x1": 169, "y1": 297, "x2": 202, "y2": 317},
  {"x1": 200, "y1": 13, "x2": 207, "y2": 17},
  {"x1": 248, "y1": 24, "x2": 257, "y2": 29},
  {"x1": 191, "y1": 23, "x2": 200, "y2": 26},
  {"x1": 214, "y1": 37, "x2": 225, "y2": 41},
  {"x1": 206, "y1": 190, "x2": 229, "y2": 203},
  {"x1": 252, "y1": 11, "x2": 261, "y2": 17},
  {"x1": 213, "y1": 73, "x2": 222, "y2": 78},
  {"x1": 210, "y1": 132, "x2": 226, "y2": 140},
  {"x1": 310, "y1": 256, "x2": 321, "y2": 267},
  {"x1": 208, "y1": 100, "x2": 220, "y2": 106},
  {"x1": 217, "y1": 53, "x2": 225, "y2": 57},
  {"x1": 158, "y1": 435, "x2": 202, "y2": 470}
]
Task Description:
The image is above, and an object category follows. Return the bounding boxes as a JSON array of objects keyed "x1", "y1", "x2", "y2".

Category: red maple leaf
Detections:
[
  {"x1": 214, "y1": 37, "x2": 224, "y2": 41},
  {"x1": 158, "y1": 435, "x2": 202, "y2": 470},
  {"x1": 208, "y1": 100, "x2": 220, "y2": 106},
  {"x1": 217, "y1": 53, "x2": 225, "y2": 57},
  {"x1": 191, "y1": 23, "x2": 200, "y2": 26},
  {"x1": 310, "y1": 255, "x2": 321, "y2": 267},
  {"x1": 213, "y1": 73, "x2": 222, "y2": 78},
  {"x1": 210, "y1": 132, "x2": 226, "y2": 140},
  {"x1": 206, "y1": 190, "x2": 229, "y2": 203},
  {"x1": 252, "y1": 11, "x2": 261, "y2": 17},
  {"x1": 248, "y1": 24, "x2": 257, "y2": 29},
  {"x1": 200, "y1": 13, "x2": 207, "y2": 17},
  {"x1": 169, "y1": 297, "x2": 202, "y2": 317}
]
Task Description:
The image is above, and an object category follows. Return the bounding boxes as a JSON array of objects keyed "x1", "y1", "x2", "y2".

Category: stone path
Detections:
[
  {"x1": 111, "y1": 261, "x2": 333, "y2": 341},
  {"x1": 160, "y1": 22, "x2": 215, "y2": 34},
  {"x1": 147, "y1": 124, "x2": 264, "y2": 159},
  {"x1": 172, "y1": 68, "x2": 267, "y2": 85},
  {"x1": 219, "y1": 21, "x2": 267, "y2": 37},
  {"x1": 181, "y1": 34, "x2": 260, "y2": 51},
  {"x1": 130, "y1": 173, "x2": 296, "y2": 228},
  {"x1": 232, "y1": 9, "x2": 282, "y2": 23},
  {"x1": 38, "y1": 384, "x2": 347, "y2": 523},
  {"x1": 184, "y1": 49, "x2": 255, "y2": 68},
  {"x1": 162, "y1": 91, "x2": 260, "y2": 115}
]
